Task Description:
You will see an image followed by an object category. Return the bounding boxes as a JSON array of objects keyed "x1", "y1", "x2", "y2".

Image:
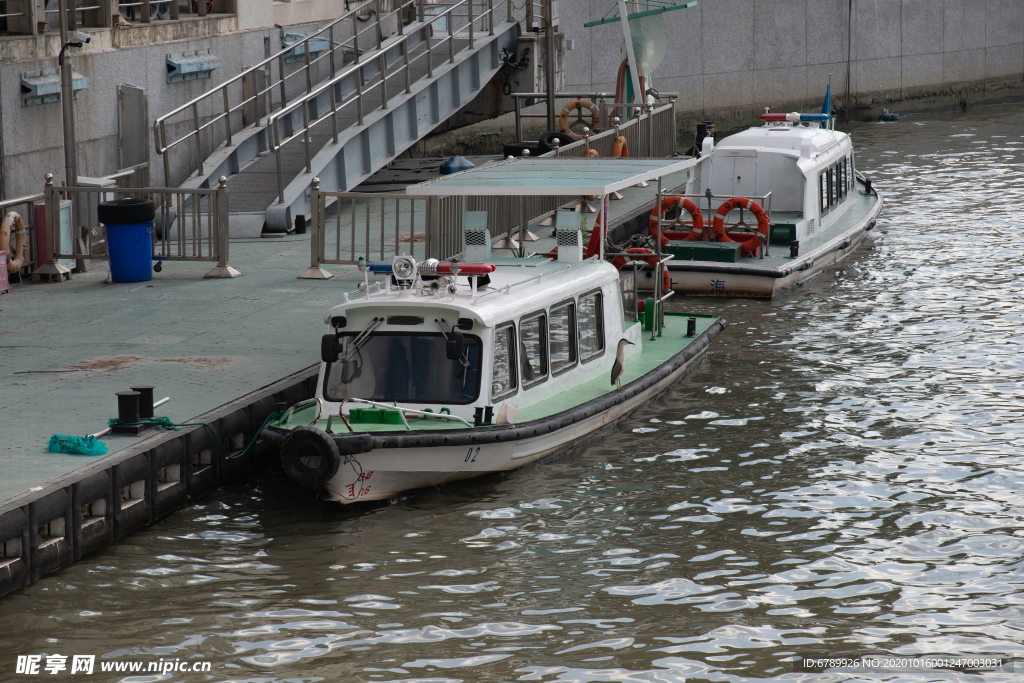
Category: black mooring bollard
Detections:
[
  {"x1": 790, "y1": 240, "x2": 800, "y2": 258},
  {"x1": 686, "y1": 317, "x2": 697, "y2": 337},
  {"x1": 130, "y1": 385, "x2": 155, "y2": 418},
  {"x1": 116, "y1": 391, "x2": 141, "y2": 424}
]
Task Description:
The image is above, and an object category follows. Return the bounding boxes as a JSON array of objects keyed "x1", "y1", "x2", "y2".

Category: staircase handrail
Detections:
[
  {"x1": 154, "y1": 0, "x2": 417, "y2": 184},
  {"x1": 265, "y1": 0, "x2": 506, "y2": 203}
]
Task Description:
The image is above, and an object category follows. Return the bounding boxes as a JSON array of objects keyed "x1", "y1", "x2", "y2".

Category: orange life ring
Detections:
[
  {"x1": 610, "y1": 247, "x2": 670, "y2": 292},
  {"x1": 559, "y1": 98, "x2": 600, "y2": 140},
  {"x1": 612, "y1": 136, "x2": 628, "y2": 158},
  {"x1": 712, "y1": 197, "x2": 769, "y2": 257},
  {"x1": 649, "y1": 195, "x2": 704, "y2": 243},
  {"x1": 0, "y1": 211, "x2": 28, "y2": 274}
]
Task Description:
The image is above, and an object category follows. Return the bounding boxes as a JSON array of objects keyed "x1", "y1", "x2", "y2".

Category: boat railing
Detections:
[
  {"x1": 300, "y1": 179, "x2": 467, "y2": 278},
  {"x1": 659, "y1": 191, "x2": 774, "y2": 257},
  {"x1": 33, "y1": 173, "x2": 240, "y2": 282},
  {"x1": 338, "y1": 398, "x2": 474, "y2": 431}
]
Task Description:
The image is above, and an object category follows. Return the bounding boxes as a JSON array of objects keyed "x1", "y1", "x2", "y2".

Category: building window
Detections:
[
  {"x1": 520, "y1": 313, "x2": 547, "y2": 388},
  {"x1": 578, "y1": 291, "x2": 604, "y2": 362},
  {"x1": 550, "y1": 301, "x2": 577, "y2": 375}
]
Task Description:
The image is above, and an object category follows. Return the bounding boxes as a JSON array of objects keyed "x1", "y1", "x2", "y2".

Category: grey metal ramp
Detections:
[{"x1": 256, "y1": 23, "x2": 520, "y2": 231}]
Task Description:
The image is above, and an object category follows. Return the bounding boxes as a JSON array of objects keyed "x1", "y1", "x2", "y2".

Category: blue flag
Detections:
[{"x1": 820, "y1": 83, "x2": 832, "y2": 128}]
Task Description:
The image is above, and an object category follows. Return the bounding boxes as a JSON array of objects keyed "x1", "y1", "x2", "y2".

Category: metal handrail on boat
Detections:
[
  {"x1": 658, "y1": 191, "x2": 774, "y2": 258},
  {"x1": 338, "y1": 398, "x2": 473, "y2": 431}
]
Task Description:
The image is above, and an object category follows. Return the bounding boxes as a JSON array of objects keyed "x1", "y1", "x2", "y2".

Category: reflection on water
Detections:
[{"x1": 3, "y1": 105, "x2": 1024, "y2": 682}]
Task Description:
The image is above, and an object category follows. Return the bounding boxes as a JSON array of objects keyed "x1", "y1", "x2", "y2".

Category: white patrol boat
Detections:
[
  {"x1": 639, "y1": 109, "x2": 884, "y2": 298},
  {"x1": 262, "y1": 158, "x2": 725, "y2": 504}
]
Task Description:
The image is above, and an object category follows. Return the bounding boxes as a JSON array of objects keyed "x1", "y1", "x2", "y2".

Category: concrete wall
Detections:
[{"x1": 561, "y1": 0, "x2": 1024, "y2": 130}]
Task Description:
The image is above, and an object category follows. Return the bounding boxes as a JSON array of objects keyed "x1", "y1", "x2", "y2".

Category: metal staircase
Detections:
[{"x1": 156, "y1": 0, "x2": 520, "y2": 233}]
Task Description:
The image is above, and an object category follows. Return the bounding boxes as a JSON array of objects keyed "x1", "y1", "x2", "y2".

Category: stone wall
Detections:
[{"x1": 560, "y1": 0, "x2": 1024, "y2": 131}]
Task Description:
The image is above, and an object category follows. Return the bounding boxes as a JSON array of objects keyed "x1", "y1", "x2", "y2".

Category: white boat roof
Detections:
[
  {"x1": 327, "y1": 257, "x2": 619, "y2": 328},
  {"x1": 409, "y1": 157, "x2": 698, "y2": 196},
  {"x1": 716, "y1": 124, "x2": 850, "y2": 157}
]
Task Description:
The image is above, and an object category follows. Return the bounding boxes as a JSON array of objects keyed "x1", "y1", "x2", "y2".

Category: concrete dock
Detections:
[{"x1": 0, "y1": 164, "x2": 685, "y2": 597}]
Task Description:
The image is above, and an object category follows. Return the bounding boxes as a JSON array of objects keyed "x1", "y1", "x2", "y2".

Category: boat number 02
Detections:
[{"x1": 465, "y1": 447, "x2": 481, "y2": 463}]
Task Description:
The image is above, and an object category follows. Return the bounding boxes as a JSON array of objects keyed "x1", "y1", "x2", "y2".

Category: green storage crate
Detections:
[
  {"x1": 666, "y1": 240, "x2": 694, "y2": 260},
  {"x1": 692, "y1": 241, "x2": 741, "y2": 263},
  {"x1": 349, "y1": 407, "x2": 405, "y2": 425},
  {"x1": 770, "y1": 223, "x2": 797, "y2": 245}
]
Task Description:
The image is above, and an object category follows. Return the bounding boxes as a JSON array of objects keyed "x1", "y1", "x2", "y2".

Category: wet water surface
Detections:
[{"x1": 3, "y1": 105, "x2": 1024, "y2": 682}]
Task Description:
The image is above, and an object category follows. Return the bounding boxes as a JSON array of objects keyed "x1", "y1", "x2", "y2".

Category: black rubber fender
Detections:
[
  {"x1": 98, "y1": 198, "x2": 155, "y2": 226},
  {"x1": 280, "y1": 426, "x2": 342, "y2": 489}
]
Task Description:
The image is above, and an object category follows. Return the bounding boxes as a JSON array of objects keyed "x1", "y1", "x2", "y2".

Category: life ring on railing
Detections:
[
  {"x1": 649, "y1": 195, "x2": 704, "y2": 244},
  {"x1": 559, "y1": 98, "x2": 600, "y2": 140},
  {"x1": 0, "y1": 211, "x2": 28, "y2": 275},
  {"x1": 610, "y1": 247, "x2": 670, "y2": 293},
  {"x1": 612, "y1": 136, "x2": 628, "y2": 158},
  {"x1": 712, "y1": 197, "x2": 769, "y2": 257}
]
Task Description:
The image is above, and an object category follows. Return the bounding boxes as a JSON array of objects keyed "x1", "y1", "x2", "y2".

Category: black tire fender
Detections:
[{"x1": 280, "y1": 426, "x2": 342, "y2": 489}]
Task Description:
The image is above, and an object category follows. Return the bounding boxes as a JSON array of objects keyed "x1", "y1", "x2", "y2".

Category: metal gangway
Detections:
[{"x1": 155, "y1": 0, "x2": 520, "y2": 233}]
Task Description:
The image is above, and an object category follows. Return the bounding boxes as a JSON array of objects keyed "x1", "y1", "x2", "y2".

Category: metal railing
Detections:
[
  {"x1": 300, "y1": 178, "x2": 464, "y2": 278},
  {"x1": 267, "y1": 0, "x2": 505, "y2": 204},
  {"x1": 663, "y1": 191, "x2": 774, "y2": 257},
  {"x1": 154, "y1": 0, "x2": 414, "y2": 187},
  {"x1": 35, "y1": 173, "x2": 240, "y2": 280},
  {"x1": 540, "y1": 101, "x2": 677, "y2": 159},
  {"x1": 512, "y1": 91, "x2": 679, "y2": 143}
]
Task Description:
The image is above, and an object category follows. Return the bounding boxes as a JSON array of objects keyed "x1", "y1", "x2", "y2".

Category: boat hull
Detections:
[{"x1": 264, "y1": 318, "x2": 726, "y2": 504}]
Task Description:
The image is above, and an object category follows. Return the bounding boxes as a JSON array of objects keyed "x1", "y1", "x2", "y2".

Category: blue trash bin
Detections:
[{"x1": 98, "y1": 199, "x2": 156, "y2": 283}]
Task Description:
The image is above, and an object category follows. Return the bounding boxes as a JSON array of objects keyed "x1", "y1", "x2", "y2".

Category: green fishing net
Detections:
[{"x1": 47, "y1": 434, "x2": 109, "y2": 456}]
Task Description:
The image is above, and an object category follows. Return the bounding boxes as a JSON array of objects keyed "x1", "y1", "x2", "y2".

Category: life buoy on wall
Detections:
[
  {"x1": 612, "y1": 136, "x2": 628, "y2": 158},
  {"x1": 559, "y1": 98, "x2": 600, "y2": 140},
  {"x1": 0, "y1": 211, "x2": 28, "y2": 274},
  {"x1": 649, "y1": 195, "x2": 704, "y2": 244},
  {"x1": 712, "y1": 197, "x2": 769, "y2": 257}
]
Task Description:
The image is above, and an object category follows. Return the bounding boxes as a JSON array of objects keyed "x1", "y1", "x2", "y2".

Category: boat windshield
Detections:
[{"x1": 323, "y1": 333, "x2": 482, "y2": 404}]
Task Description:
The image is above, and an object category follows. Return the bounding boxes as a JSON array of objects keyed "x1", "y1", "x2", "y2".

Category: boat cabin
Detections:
[{"x1": 697, "y1": 114, "x2": 857, "y2": 246}]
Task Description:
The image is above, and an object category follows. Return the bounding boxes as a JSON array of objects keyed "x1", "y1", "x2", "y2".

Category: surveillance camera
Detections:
[{"x1": 71, "y1": 30, "x2": 90, "y2": 44}]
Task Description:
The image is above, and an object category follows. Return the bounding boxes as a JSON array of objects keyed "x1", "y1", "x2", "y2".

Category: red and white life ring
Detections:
[
  {"x1": 649, "y1": 195, "x2": 704, "y2": 243},
  {"x1": 712, "y1": 197, "x2": 769, "y2": 257}
]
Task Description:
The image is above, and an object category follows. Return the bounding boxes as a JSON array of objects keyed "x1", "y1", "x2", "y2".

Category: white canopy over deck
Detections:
[{"x1": 408, "y1": 157, "x2": 698, "y2": 197}]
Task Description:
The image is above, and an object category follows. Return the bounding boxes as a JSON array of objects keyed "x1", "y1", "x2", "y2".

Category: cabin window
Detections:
[
  {"x1": 491, "y1": 323, "x2": 517, "y2": 401},
  {"x1": 520, "y1": 313, "x2": 548, "y2": 388},
  {"x1": 578, "y1": 291, "x2": 604, "y2": 362},
  {"x1": 819, "y1": 172, "x2": 829, "y2": 215},
  {"x1": 848, "y1": 153, "x2": 856, "y2": 192},
  {"x1": 838, "y1": 159, "x2": 847, "y2": 200},
  {"x1": 323, "y1": 333, "x2": 482, "y2": 404},
  {"x1": 550, "y1": 301, "x2": 577, "y2": 375},
  {"x1": 829, "y1": 164, "x2": 838, "y2": 206}
]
